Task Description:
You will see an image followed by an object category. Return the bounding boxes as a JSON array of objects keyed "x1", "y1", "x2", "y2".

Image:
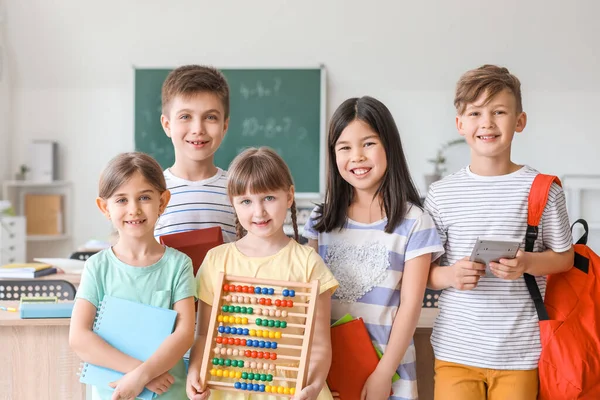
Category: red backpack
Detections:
[{"x1": 525, "y1": 174, "x2": 600, "y2": 399}]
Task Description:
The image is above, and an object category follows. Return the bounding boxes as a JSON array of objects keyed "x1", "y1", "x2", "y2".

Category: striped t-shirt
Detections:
[
  {"x1": 304, "y1": 204, "x2": 444, "y2": 400},
  {"x1": 424, "y1": 165, "x2": 572, "y2": 370},
  {"x1": 154, "y1": 168, "x2": 236, "y2": 243}
]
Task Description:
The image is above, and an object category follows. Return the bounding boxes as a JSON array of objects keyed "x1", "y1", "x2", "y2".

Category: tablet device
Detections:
[{"x1": 470, "y1": 236, "x2": 522, "y2": 277}]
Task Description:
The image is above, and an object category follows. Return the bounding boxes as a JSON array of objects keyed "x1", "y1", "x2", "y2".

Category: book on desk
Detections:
[{"x1": 0, "y1": 263, "x2": 56, "y2": 278}]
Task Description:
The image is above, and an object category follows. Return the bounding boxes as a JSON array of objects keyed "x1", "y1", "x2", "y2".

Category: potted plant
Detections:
[
  {"x1": 425, "y1": 138, "x2": 466, "y2": 188},
  {"x1": 15, "y1": 164, "x2": 29, "y2": 180}
]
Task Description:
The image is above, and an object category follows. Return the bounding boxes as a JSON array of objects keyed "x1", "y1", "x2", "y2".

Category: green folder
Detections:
[{"x1": 331, "y1": 314, "x2": 401, "y2": 382}]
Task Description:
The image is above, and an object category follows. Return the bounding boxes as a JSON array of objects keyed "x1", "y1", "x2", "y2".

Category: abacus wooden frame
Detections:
[{"x1": 199, "y1": 273, "x2": 320, "y2": 397}]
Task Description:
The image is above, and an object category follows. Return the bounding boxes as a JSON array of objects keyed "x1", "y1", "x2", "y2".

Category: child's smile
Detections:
[
  {"x1": 124, "y1": 218, "x2": 147, "y2": 226},
  {"x1": 350, "y1": 167, "x2": 372, "y2": 177},
  {"x1": 476, "y1": 134, "x2": 500, "y2": 141},
  {"x1": 252, "y1": 219, "x2": 271, "y2": 227},
  {"x1": 186, "y1": 139, "x2": 211, "y2": 149}
]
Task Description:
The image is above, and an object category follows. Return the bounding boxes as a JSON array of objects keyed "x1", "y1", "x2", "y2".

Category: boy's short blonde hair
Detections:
[
  {"x1": 454, "y1": 65, "x2": 522, "y2": 115},
  {"x1": 161, "y1": 65, "x2": 230, "y2": 118}
]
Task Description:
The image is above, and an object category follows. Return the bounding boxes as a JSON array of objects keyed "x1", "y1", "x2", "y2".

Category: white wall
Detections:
[
  {"x1": 4, "y1": 0, "x2": 600, "y2": 255},
  {"x1": 0, "y1": 0, "x2": 10, "y2": 184}
]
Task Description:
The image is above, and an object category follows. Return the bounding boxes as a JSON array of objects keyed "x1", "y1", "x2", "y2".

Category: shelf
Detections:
[
  {"x1": 26, "y1": 234, "x2": 71, "y2": 242},
  {"x1": 3, "y1": 180, "x2": 72, "y2": 188}
]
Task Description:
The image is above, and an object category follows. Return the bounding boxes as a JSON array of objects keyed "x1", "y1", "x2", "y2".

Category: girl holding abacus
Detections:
[
  {"x1": 304, "y1": 97, "x2": 444, "y2": 400},
  {"x1": 186, "y1": 147, "x2": 338, "y2": 400}
]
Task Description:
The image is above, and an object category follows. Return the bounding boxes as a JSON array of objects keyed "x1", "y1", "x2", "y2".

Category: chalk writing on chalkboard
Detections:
[{"x1": 240, "y1": 78, "x2": 282, "y2": 99}]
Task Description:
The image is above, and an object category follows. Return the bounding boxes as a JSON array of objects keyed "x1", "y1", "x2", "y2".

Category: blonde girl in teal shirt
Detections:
[{"x1": 70, "y1": 152, "x2": 196, "y2": 400}]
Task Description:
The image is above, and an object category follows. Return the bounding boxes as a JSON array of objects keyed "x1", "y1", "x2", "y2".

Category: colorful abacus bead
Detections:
[
  {"x1": 247, "y1": 340, "x2": 278, "y2": 349},
  {"x1": 264, "y1": 385, "x2": 293, "y2": 394},
  {"x1": 259, "y1": 298, "x2": 265, "y2": 305},
  {"x1": 255, "y1": 318, "x2": 288, "y2": 328},
  {"x1": 211, "y1": 358, "x2": 245, "y2": 367},
  {"x1": 234, "y1": 381, "x2": 266, "y2": 392}
]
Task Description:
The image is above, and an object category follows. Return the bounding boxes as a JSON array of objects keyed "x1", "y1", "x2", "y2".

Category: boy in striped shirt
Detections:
[
  {"x1": 424, "y1": 65, "x2": 574, "y2": 400},
  {"x1": 155, "y1": 65, "x2": 236, "y2": 242}
]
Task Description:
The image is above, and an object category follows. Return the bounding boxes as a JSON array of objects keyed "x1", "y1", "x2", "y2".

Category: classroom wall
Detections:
[
  {"x1": 0, "y1": 0, "x2": 10, "y2": 184},
  {"x1": 3, "y1": 0, "x2": 600, "y2": 255}
]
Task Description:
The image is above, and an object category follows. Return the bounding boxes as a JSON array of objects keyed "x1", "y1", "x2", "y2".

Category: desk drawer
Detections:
[
  {"x1": 1, "y1": 245, "x2": 26, "y2": 264},
  {"x1": 0, "y1": 216, "x2": 26, "y2": 236},
  {"x1": 0, "y1": 230, "x2": 25, "y2": 249}
]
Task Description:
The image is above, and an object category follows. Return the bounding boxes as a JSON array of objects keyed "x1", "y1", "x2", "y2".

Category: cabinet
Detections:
[
  {"x1": 0, "y1": 216, "x2": 26, "y2": 264},
  {"x1": 1, "y1": 181, "x2": 72, "y2": 242}
]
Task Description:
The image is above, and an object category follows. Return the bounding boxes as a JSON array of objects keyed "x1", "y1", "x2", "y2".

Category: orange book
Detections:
[
  {"x1": 159, "y1": 226, "x2": 223, "y2": 276},
  {"x1": 327, "y1": 317, "x2": 382, "y2": 400}
]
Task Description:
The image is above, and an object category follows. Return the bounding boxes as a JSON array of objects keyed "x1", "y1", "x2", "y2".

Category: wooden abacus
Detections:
[{"x1": 200, "y1": 273, "x2": 320, "y2": 397}]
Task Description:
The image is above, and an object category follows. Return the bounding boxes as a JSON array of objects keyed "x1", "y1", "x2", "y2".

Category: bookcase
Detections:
[
  {"x1": 0, "y1": 215, "x2": 26, "y2": 264},
  {"x1": 1, "y1": 180, "x2": 72, "y2": 242}
]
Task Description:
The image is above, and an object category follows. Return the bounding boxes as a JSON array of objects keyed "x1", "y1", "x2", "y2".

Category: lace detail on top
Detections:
[{"x1": 325, "y1": 241, "x2": 389, "y2": 303}]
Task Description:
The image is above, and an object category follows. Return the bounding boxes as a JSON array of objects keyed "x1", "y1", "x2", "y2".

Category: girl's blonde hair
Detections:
[
  {"x1": 99, "y1": 152, "x2": 166, "y2": 199},
  {"x1": 227, "y1": 147, "x2": 298, "y2": 241}
]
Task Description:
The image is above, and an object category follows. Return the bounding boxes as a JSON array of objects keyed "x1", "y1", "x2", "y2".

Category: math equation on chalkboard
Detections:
[{"x1": 241, "y1": 117, "x2": 308, "y2": 140}]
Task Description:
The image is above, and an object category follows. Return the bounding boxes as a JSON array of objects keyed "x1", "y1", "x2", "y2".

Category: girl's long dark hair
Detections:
[{"x1": 313, "y1": 96, "x2": 421, "y2": 234}]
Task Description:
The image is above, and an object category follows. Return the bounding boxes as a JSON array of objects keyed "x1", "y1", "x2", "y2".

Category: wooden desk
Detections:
[
  {"x1": 0, "y1": 301, "x2": 85, "y2": 400},
  {"x1": 415, "y1": 308, "x2": 439, "y2": 400}
]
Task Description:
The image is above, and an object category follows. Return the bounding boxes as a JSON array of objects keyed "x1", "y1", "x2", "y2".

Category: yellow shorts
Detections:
[{"x1": 434, "y1": 359, "x2": 538, "y2": 400}]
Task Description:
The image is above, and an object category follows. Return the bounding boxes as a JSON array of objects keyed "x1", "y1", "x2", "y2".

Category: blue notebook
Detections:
[{"x1": 79, "y1": 295, "x2": 177, "y2": 400}]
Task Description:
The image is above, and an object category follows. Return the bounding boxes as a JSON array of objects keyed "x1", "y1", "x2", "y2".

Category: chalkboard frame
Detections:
[{"x1": 133, "y1": 65, "x2": 327, "y2": 203}]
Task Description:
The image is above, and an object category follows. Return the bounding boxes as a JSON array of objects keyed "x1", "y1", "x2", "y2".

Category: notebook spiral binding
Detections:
[
  {"x1": 92, "y1": 299, "x2": 107, "y2": 332},
  {"x1": 79, "y1": 362, "x2": 89, "y2": 378},
  {"x1": 80, "y1": 300, "x2": 108, "y2": 378}
]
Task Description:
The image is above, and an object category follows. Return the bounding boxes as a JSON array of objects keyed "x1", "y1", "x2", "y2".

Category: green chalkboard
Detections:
[{"x1": 134, "y1": 68, "x2": 325, "y2": 196}]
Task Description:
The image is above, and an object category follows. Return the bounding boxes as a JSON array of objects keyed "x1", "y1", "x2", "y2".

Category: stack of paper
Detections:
[{"x1": 0, "y1": 263, "x2": 56, "y2": 279}]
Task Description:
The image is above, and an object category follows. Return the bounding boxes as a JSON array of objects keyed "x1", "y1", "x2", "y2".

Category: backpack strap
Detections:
[
  {"x1": 525, "y1": 174, "x2": 562, "y2": 250},
  {"x1": 524, "y1": 174, "x2": 562, "y2": 322},
  {"x1": 571, "y1": 219, "x2": 591, "y2": 273}
]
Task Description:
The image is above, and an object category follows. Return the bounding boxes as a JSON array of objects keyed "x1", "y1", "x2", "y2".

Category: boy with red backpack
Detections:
[{"x1": 424, "y1": 64, "x2": 574, "y2": 400}]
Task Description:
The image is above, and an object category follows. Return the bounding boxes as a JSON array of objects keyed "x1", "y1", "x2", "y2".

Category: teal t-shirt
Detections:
[{"x1": 76, "y1": 246, "x2": 196, "y2": 400}]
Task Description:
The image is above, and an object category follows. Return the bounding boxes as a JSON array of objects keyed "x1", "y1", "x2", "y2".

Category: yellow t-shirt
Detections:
[{"x1": 197, "y1": 239, "x2": 338, "y2": 400}]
